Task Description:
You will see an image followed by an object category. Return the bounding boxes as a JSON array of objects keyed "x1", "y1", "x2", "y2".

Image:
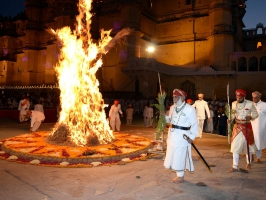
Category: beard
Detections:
[{"x1": 175, "y1": 98, "x2": 183, "y2": 107}]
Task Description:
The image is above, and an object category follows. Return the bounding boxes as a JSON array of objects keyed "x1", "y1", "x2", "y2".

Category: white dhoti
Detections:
[{"x1": 164, "y1": 145, "x2": 194, "y2": 173}]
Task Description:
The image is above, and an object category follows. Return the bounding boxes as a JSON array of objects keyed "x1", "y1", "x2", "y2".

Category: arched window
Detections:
[
  {"x1": 180, "y1": 80, "x2": 196, "y2": 99},
  {"x1": 257, "y1": 27, "x2": 263, "y2": 34},
  {"x1": 248, "y1": 57, "x2": 258, "y2": 71},
  {"x1": 238, "y1": 57, "x2": 247, "y2": 71},
  {"x1": 260, "y1": 56, "x2": 266, "y2": 71}
]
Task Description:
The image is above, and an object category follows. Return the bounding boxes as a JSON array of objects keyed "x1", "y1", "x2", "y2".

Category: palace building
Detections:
[{"x1": 0, "y1": 0, "x2": 266, "y2": 100}]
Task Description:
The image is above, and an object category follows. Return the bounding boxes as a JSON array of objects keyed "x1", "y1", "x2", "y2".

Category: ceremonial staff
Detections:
[
  {"x1": 157, "y1": 71, "x2": 162, "y2": 95},
  {"x1": 153, "y1": 71, "x2": 166, "y2": 141},
  {"x1": 227, "y1": 83, "x2": 231, "y2": 145}
]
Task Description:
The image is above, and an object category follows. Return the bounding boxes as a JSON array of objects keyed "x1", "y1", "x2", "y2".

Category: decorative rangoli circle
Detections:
[{"x1": 0, "y1": 131, "x2": 152, "y2": 167}]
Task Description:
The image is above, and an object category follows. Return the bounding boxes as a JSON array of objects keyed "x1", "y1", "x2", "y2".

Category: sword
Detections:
[
  {"x1": 245, "y1": 121, "x2": 251, "y2": 164},
  {"x1": 183, "y1": 134, "x2": 212, "y2": 174}
]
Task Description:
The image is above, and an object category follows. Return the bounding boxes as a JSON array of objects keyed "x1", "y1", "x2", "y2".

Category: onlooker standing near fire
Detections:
[
  {"x1": 109, "y1": 100, "x2": 123, "y2": 132},
  {"x1": 143, "y1": 102, "x2": 153, "y2": 127},
  {"x1": 126, "y1": 104, "x2": 134, "y2": 125},
  {"x1": 18, "y1": 94, "x2": 30, "y2": 122}
]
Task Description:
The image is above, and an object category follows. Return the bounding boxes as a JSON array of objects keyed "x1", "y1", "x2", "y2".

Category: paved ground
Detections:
[{"x1": 0, "y1": 117, "x2": 265, "y2": 200}]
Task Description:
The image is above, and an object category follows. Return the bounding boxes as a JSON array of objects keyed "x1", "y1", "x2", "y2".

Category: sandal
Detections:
[
  {"x1": 239, "y1": 168, "x2": 249, "y2": 173},
  {"x1": 228, "y1": 168, "x2": 238, "y2": 173},
  {"x1": 172, "y1": 176, "x2": 184, "y2": 183},
  {"x1": 246, "y1": 163, "x2": 251, "y2": 170}
]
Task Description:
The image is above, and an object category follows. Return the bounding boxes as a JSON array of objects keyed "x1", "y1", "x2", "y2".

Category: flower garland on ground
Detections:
[{"x1": 0, "y1": 132, "x2": 154, "y2": 168}]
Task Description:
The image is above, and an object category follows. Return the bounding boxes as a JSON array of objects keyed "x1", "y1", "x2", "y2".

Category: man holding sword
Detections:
[{"x1": 228, "y1": 89, "x2": 258, "y2": 173}]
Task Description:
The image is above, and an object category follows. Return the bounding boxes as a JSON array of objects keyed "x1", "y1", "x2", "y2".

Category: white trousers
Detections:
[
  {"x1": 233, "y1": 153, "x2": 252, "y2": 169},
  {"x1": 197, "y1": 118, "x2": 204, "y2": 138},
  {"x1": 110, "y1": 116, "x2": 121, "y2": 131},
  {"x1": 256, "y1": 150, "x2": 262, "y2": 159},
  {"x1": 176, "y1": 171, "x2": 184, "y2": 177}
]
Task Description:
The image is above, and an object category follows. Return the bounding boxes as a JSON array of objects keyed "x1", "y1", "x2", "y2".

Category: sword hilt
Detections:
[{"x1": 183, "y1": 134, "x2": 189, "y2": 140}]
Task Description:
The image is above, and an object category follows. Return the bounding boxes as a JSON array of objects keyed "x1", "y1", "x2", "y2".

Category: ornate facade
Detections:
[{"x1": 0, "y1": 0, "x2": 266, "y2": 100}]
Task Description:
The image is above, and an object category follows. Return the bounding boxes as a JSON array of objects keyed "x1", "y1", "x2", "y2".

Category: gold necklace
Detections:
[{"x1": 236, "y1": 100, "x2": 246, "y2": 110}]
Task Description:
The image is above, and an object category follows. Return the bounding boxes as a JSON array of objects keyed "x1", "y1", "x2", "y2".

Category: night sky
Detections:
[{"x1": 0, "y1": 0, "x2": 265, "y2": 29}]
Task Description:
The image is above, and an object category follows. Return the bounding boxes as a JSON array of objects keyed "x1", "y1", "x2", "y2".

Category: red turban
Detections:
[
  {"x1": 173, "y1": 89, "x2": 187, "y2": 97},
  {"x1": 186, "y1": 99, "x2": 193, "y2": 103},
  {"x1": 235, "y1": 89, "x2": 246, "y2": 97}
]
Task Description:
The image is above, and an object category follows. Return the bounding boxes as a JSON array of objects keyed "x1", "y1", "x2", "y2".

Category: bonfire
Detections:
[{"x1": 48, "y1": 0, "x2": 131, "y2": 146}]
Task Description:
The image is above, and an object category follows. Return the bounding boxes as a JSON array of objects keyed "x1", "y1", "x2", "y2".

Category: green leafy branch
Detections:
[
  {"x1": 224, "y1": 103, "x2": 235, "y2": 137},
  {"x1": 152, "y1": 92, "x2": 166, "y2": 140}
]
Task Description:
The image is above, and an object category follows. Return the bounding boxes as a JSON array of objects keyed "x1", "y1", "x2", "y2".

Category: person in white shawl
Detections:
[
  {"x1": 164, "y1": 89, "x2": 198, "y2": 183},
  {"x1": 26, "y1": 110, "x2": 45, "y2": 133},
  {"x1": 251, "y1": 91, "x2": 266, "y2": 163}
]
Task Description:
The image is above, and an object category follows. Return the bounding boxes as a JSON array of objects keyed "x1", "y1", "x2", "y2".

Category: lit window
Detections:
[{"x1": 257, "y1": 42, "x2": 262, "y2": 49}]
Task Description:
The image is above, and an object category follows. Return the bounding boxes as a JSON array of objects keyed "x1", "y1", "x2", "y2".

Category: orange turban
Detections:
[
  {"x1": 235, "y1": 89, "x2": 246, "y2": 97},
  {"x1": 186, "y1": 99, "x2": 193, "y2": 103}
]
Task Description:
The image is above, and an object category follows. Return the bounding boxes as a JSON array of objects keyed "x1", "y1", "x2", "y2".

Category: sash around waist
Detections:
[
  {"x1": 170, "y1": 124, "x2": 190, "y2": 130},
  {"x1": 235, "y1": 119, "x2": 251, "y2": 124}
]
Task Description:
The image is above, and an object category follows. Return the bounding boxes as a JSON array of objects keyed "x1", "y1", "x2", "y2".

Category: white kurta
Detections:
[
  {"x1": 164, "y1": 102, "x2": 198, "y2": 172},
  {"x1": 230, "y1": 100, "x2": 258, "y2": 154},
  {"x1": 192, "y1": 100, "x2": 210, "y2": 120},
  {"x1": 192, "y1": 100, "x2": 210, "y2": 137},
  {"x1": 18, "y1": 99, "x2": 30, "y2": 122},
  {"x1": 144, "y1": 107, "x2": 153, "y2": 127},
  {"x1": 251, "y1": 100, "x2": 266, "y2": 150},
  {"x1": 126, "y1": 108, "x2": 134, "y2": 125}
]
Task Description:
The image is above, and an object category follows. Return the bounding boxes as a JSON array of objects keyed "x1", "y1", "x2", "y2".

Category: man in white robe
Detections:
[
  {"x1": 18, "y1": 94, "x2": 30, "y2": 122},
  {"x1": 192, "y1": 93, "x2": 210, "y2": 138},
  {"x1": 251, "y1": 91, "x2": 266, "y2": 163},
  {"x1": 228, "y1": 89, "x2": 258, "y2": 173},
  {"x1": 164, "y1": 89, "x2": 198, "y2": 183},
  {"x1": 143, "y1": 102, "x2": 153, "y2": 127},
  {"x1": 109, "y1": 100, "x2": 123, "y2": 132},
  {"x1": 26, "y1": 110, "x2": 45, "y2": 133}
]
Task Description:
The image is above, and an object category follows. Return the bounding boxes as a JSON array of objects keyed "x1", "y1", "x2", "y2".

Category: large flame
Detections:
[{"x1": 51, "y1": 0, "x2": 115, "y2": 146}]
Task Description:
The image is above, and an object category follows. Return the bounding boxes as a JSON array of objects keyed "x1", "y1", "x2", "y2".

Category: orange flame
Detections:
[{"x1": 51, "y1": 0, "x2": 114, "y2": 146}]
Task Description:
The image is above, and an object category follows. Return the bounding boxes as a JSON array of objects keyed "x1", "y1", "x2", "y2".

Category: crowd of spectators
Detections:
[
  {"x1": 1, "y1": 89, "x2": 228, "y2": 133},
  {"x1": 0, "y1": 89, "x2": 60, "y2": 110}
]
